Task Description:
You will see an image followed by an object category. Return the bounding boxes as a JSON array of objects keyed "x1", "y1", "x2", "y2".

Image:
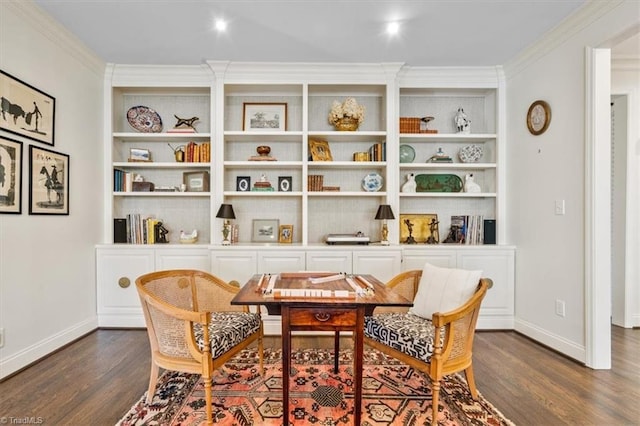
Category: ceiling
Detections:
[{"x1": 32, "y1": 0, "x2": 602, "y2": 67}]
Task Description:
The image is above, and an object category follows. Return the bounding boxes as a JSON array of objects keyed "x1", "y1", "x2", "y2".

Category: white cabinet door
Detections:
[
  {"x1": 457, "y1": 249, "x2": 515, "y2": 329},
  {"x1": 258, "y1": 250, "x2": 306, "y2": 274},
  {"x1": 306, "y1": 250, "x2": 353, "y2": 273},
  {"x1": 155, "y1": 247, "x2": 211, "y2": 271},
  {"x1": 210, "y1": 250, "x2": 257, "y2": 286},
  {"x1": 96, "y1": 247, "x2": 155, "y2": 327},
  {"x1": 352, "y1": 249, "x2": 402, "y2": 283},
  {"x1": 401, "y1": 249, "x2": 457, "y2": 271}
]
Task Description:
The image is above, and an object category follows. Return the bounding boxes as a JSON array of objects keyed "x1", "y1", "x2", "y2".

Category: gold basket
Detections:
[{"x1": 334, "y1": 117, "x2": 359, "y2": 131}]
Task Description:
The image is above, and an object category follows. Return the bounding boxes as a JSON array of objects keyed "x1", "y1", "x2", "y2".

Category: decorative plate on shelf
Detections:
[
  {"x1": 458, "y1": 144, "x2": 483, "y2": 163},
  {"x1": 415, "y1": 174, "x2": 463, "y2": 192},
  {"x1": 127, "y1": 106, "x2": 163, "y2": 133},
  {"x1": 399, "y1": 144, "x2": 416, "y2": 163},
  {"x1": 362, "y1": 173, "x2": 383, "y2": 192}
]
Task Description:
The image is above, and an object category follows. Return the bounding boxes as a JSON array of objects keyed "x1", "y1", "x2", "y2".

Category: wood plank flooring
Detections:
[{"x1": 0, "y1": 327, "x2": 637, "y2": 425}]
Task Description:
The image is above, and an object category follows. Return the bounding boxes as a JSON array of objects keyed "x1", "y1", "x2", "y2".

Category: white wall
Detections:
[
  {"x1": 0, "y1": 1, "x2": 104, "y2": 378},
  {"x1": 612, "y1": 58, "x2": 640, "y2": 327},
  {"x1": 505, "y1": 1, "x2": 640, "y2": 361}
]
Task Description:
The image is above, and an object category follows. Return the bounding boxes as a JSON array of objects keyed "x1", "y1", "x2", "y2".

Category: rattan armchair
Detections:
[
  {"x1": 364, "y1": 269, "x2": 491, "y2": 426},
  {"x1": 136, "y1": 269, "x2": 264, "y2": 425}
]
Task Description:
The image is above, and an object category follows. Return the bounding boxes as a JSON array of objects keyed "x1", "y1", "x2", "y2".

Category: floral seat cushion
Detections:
[
  {"x1": 194, "y1": 312, "x2": 261, "y2": 359},
  {"x1": 364, "y1": 312, "x2": 438, "y2": 364}
]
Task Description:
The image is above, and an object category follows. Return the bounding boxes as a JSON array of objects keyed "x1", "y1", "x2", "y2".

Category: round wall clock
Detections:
[{"x1": 527, "y1": 100, "x2": 551, "y2": 135}]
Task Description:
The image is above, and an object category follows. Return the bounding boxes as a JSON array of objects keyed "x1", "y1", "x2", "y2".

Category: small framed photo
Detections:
[
  {"x1": 243, "y1": 103, "x2": 287, "y2": 131},
  {"x1": 236, "y1": 176, "x2": 251, "y2": 192},
  {"x1": 252, "y1": 219, "x2": 279, "y2": 243},
  {"x1": 0, "y1": 136, "x2": 23, "y2": 214},
  {"x1": 29, "y1": 145, "x2": 69, "y2": 215},
  {"x1": 309, "y1": 138, "x2": 333, "y2": 161},
  {"x1": 278, "y1": 176, "x2": 292, "y2": 192},
  {"x1": 279, "y1": 224, "x2": 293, "y2": 243},
  {"x1": 0, "y1": 70, "x2": 56, "y2": 146},
  {"x1": 183, "y1": 171, "x2": 210, "y2": 192},
  {"x1": 129, "y1": 148, "x2": 151, "y2": 162}
]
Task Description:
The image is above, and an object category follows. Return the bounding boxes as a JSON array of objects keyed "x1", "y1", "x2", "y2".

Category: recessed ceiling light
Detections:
[
  {"x1": 386, "y1": 22, "x2": 400, "y2": 36},
  {"x1": 215, "y1": 19, "x2": 227, "y2": 32}
]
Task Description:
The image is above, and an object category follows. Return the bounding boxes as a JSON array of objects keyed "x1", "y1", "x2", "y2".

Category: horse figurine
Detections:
[{"x1": 40, "y1": 165, "x2": 63, "y2": 205}]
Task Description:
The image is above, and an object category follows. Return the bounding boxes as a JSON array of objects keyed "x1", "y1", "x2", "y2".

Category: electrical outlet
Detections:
[
  {"x1": 555, "y1": 300, "x2": 566, "y2": 317},
  {"x1": 0, "y1": 328, "x2": 4, "y2": 348},
  {"x1": 555, "y1": 199, "x2": 566, "y2": 215}
]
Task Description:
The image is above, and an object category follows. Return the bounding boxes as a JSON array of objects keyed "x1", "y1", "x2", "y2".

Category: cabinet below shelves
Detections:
[{"x1": 97, "y1": 244, "x2": 514, "y2": 331}]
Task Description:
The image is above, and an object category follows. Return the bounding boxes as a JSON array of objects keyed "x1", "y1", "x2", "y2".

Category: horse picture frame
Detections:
[
  {"x1": 1, "y1": 70, "x2": 56, "y2": 146},
  {"x1": 29, "y1": 145, "x2": 69, "y2": 215}
]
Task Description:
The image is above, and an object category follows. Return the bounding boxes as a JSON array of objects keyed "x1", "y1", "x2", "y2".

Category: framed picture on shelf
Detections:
[
  {"x1": 309, "y1": 139, "x2": 333, "y2": 161},
  {"x1": 29, "y1": 145, "x2": 69, "y2": 215},
  {"x1": 278, "y1": 176, "x2": 292, "y2": 192},
  {"x1": 252, "y1": 219, "x2": 279, "y2": 243},
  {"x1": 129, "y1": 148, "x2": 151, "y2": 162},
  {"x1": 0, "y1": 70, "x2": 56, "y2": 146},
  {"x1": 183, "y1": 171, "x2": 209, "y2": 192},
  {"x1": 242, "y1": 103, "x2": 287, "y2": 131},
  {"x1": 0, "y1": 136, "x2": 23, "y2": 214},
  {"x1": 279, "y1": 224, "x2": 293, "y2": 243},
  {"x1": 399, "y1": 213, "x2": 439, "y2": 244},
  {"x1": 236, "y1": 176, "x2": 251, "y2": 192}
]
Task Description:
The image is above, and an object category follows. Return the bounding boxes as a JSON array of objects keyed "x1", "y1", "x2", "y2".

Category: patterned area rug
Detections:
[{"x1": 117, "y1": 348, "x2": 514, "y2": 425}]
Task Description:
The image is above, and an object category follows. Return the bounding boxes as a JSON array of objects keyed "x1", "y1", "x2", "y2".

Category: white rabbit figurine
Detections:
[
  {"x1": 464, "y1": 174, "x2": 481, "y2": 193},
  {"x1": 401, "y1": 173, "x2": 417, "y2": 193}
]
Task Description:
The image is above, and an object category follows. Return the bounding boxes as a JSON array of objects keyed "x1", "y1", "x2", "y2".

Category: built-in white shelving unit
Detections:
[{"x1": 97, "y1": 62, "x2": 514, "y2": 331}]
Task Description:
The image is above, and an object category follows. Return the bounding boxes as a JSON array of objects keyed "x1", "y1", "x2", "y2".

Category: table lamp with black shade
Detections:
[
  {"x1": 375, "y1": 204, "x2": 394, "y2": 245},
  {"x1": 215, "y1": 204, "x2": 236, "y2": 245}
]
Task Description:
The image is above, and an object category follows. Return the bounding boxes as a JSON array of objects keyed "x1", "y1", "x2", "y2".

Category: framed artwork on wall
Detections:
[
  {"x1": 0, "y1": 136, "x2": 23, "y2": 214},
  {"x1": 29, "y1": 145, "x2": 69, "y2": 215},
  {"x1": 242, "y1": 103, "x2": 287, "y2": 131},
  {"x1": 0, "y1": 70, "x2": 56, "y2": 146}
]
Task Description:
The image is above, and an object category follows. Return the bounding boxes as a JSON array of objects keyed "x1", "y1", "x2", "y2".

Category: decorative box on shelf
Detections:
[{"x1": 132, "y1": 181, "x2": 155, "y2": 192}]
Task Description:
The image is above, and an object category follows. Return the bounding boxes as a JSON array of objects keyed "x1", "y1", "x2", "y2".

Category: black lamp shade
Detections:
[
  {"x1": 375, "y1": 204, "x2": 394, "y2": 220},
  {"x1": 216, "y1": 204, "x2": 236, "y2": 219}
]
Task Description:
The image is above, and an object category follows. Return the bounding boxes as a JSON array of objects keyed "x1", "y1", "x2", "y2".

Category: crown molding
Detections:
[
  {"x1": 503, "y1": 1, "x2": 626, "y2": 78},
  {"x1": 106, "y1": 63, "x2": 214, "y2": 87},
  {"x1": 6, "y1": 0, "x2": 105, "y2": 75},
  {"x1": 612, "y1": 56, "x2": 640, "y2": 70}
]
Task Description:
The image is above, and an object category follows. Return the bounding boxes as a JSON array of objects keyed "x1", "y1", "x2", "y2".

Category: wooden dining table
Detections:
[{"x1": 231, "y1": 272, "x2": 413, "y2": 425}]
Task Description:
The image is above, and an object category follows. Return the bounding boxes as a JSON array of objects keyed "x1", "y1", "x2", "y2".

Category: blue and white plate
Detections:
[{"x1": 362, "y1": 173, "x2": 383, "y2": 192}]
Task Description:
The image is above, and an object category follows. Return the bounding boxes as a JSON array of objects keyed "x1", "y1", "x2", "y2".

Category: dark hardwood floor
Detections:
[{"x1": 0, "y1": 327, "x2": 637, "y2": 425}]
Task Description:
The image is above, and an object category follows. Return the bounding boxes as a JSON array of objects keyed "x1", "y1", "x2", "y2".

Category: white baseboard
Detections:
[
  {"x1": 98, "y1": 314, "x2": 145, "y2": 328},
  {"x1": 514, "y1": 318, "x2": 586, "y2": 363},
  {"x1": 0, "y1": 317, "x2": 98, "y2": 379}
]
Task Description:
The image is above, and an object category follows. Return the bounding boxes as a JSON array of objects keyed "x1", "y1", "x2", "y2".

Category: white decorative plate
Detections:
[
  {"x1": 458, "y1": 144, "x2": 483, "y2": 163},
  {"x1": 362, "y1": 173, "x2": 383, "y2": 192},
  {"x1": 127, "y1": 106, "x2": 163, "y2": 133}
]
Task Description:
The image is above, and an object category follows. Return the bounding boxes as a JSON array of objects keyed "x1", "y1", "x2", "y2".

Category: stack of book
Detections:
[
  {"x1": 125, "y1": 213, "x2": 164, "y2": 244},
  {"x1": 399, "y1": 117, "x2": 421, "y2": 133},
  {"x1": 447, "y1": 215, "x2": 484, "y2": 245},
  {"x1": 308, "y1": 175, "x2": 324, "y2": 191},
  {"x1": 184, "y1": 141, "x2": 210, "y2": 162},
  {"x1": 369, "y1": 142, "x2": 386, "y2": 161}
]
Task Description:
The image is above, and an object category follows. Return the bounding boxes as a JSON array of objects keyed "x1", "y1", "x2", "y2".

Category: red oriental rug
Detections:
[{"x1": 117, "y1": 348, "x2": 514, "y2": 425}]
